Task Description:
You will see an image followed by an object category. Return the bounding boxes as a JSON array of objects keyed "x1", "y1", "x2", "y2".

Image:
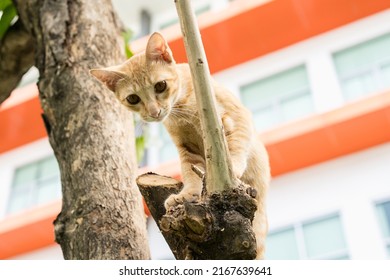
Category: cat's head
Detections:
[{"x1": 90, "y1": 32, "x2": 179, "y2": 122}]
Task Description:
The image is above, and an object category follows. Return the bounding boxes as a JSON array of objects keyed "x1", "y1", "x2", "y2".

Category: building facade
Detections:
[{"x1": 1, "y1": 0, "x2": 390, "y2": 260}]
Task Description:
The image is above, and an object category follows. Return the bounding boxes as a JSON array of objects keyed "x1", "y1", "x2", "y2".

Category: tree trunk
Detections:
[{"x1": 13, "y1": 0, "x2": 150, "y2": 259}]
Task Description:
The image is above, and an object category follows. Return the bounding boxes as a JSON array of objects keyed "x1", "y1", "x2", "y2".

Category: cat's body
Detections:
[{"x1": 91, "y1": 32, "x2": 270, "y2": 259}]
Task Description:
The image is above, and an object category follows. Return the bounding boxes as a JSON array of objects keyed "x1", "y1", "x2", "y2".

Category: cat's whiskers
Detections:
[
  {"x1": 169, "y1": 110, "x2": 190, "y2": 123},
  {"x1": 171, "y1": 105, "x2": 196, "y2": 115},
  {"x1": 172, "y1": 109, "x2": 194, "y2": 117},
  {"x1": 166, "y1": 113, "x2": 180, "y2": 127},
  {"x1": 169, "y1": 110, "x2": 193, "y2": 126},
  {"x1": 171, "y1": 106, "x2": 196, "y2": 117}
]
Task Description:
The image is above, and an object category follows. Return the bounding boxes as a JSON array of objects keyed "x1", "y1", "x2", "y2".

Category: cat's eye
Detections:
[
  {"x1": 126, "y1": 94, "x2": 141, "y2": 105},
  {"x1": 155, "y1": 80, "x2": 167, "y2": 94}
]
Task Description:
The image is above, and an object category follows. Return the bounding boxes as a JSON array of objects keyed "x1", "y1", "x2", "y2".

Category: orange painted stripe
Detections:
[
  {"x1": 163, "y1": 0, "x2": 390, "y2": 73},
  {"x1": 267, "y1": 107, "x2": 390, "y2": 175},
  {"x1": 0, "y1": 84, "x2": 39, "y2": 111},
  {"x1": 0, "y1": 92, "x2": 46, "y2": 154},
  {"x1": 0, "y1": 202, "x2": 60, "y2": 259}
]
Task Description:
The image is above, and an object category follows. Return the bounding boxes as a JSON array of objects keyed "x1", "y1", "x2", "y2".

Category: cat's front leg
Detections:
[{"x1": 164, "y1": 146, "x2": 205, "y2": 209}]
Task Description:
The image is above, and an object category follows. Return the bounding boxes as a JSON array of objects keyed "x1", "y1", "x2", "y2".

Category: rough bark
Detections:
[
  {"x1": 138, "y1": 173, "x2": 258, "y2": 260},
  {"x1": 0, "y1": 20, "x2": 35, "y2": 105},
  {"x1": 13, "y1": 0, "x2": 150, "y2": 259}
]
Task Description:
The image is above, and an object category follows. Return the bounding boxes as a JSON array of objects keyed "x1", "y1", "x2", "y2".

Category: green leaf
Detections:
[
  {"x1": 0, "y1": 4, "x2": 17, "y2": 40},
  {"x1": 122, "y1": 29, "x2": 133, "y2": 59},
  {"x1": 135, "y1": 135, "x2": 145, "y2": 163},
  {"x1": 125, "y1": 44, "x2": 133, "y2": 59},
  {"x1": 0, "y1": 0, "x2": 12, "y2": 11}
]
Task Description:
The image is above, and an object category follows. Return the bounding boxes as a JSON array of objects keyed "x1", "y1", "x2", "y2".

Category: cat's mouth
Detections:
[{"x1": 143, "y1": 112, "x2": 168, "y2": 122}]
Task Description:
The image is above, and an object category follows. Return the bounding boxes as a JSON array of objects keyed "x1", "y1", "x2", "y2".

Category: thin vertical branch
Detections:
[{"x1": 175, "y1": 0, "x2": 237, "y2": 192}]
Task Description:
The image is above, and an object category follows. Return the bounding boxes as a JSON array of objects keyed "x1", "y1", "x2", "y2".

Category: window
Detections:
[
  {"x1": 333, "y1": 33, "x2": 390, "y2": 101},
  {"x1": 158, "y1": 124, "x2": 178, "y2": 163},
  {"x1": 240, "y1": 65, "x2": 314, "y2": 131},
  {"x1": 375, "y1": 200, "x2": 390, "y2": 257},
  {"x1": 7, "y1": 156, "x2": 61, "y2": 214},
  {"x1": 266, "y1": 227, "x2": 300, "y2": 259},
  {"x1": 139, "y1": 10, "x2": 151, "y2": 38},
  {"x1": 266, "y1": 215, "x2": 349, "y2": 260}
]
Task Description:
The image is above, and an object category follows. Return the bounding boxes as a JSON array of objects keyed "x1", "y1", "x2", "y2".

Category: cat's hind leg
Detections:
[{"x1": 253, "y1": 207, "x2": 268, "y2": 259}]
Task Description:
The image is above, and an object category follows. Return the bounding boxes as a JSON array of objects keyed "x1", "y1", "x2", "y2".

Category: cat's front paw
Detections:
[{"x1": 164, "y1": 192, "x2": 200, "y2": 210}]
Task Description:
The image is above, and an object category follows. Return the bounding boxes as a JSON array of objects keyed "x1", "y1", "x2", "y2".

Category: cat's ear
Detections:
[
  {"x1": 89, "y1": 68, "x2": 126, "y2": 92},
  {"x1": 145, "y1": 32, "x2": 174, "y2": 64}
]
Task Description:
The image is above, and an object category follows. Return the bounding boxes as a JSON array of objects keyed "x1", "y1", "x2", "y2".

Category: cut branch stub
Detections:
[
  {"x1": 136, "y1": 172, "x2": 183, "y2": 221},
  {"x1": 137, "y1": 172, "x2": 258, "y2": 260},
  {"x1": 137, "y1": 173, "x2": 189, "y2": 259}
]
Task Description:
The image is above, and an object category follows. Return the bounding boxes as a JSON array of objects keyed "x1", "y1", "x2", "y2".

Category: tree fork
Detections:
[{"x1": 138, "y1": 173, "x2": 258, "y2": 260}]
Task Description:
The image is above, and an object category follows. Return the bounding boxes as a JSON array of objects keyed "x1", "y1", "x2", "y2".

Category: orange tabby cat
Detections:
[{"x1": 90, "y1": 32, "x2": 271, "y2": 259}]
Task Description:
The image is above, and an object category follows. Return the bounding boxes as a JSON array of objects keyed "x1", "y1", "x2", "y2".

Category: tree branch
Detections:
[
  {"x1": 0, "y1": 20, "x2": 35, "y2": 105},
  {"x1": 175, "y1": 0, "x2": 237, "y2": 193}
]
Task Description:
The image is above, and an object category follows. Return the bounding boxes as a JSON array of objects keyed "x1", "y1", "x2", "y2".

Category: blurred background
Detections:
[{"x1": 1, "y1": 0, "x2": 390, "y2": 260}]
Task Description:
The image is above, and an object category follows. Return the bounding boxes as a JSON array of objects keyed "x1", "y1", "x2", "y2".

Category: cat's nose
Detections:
[{"x1": 149, "y1": 108, "x2": 161, "y2": 119}]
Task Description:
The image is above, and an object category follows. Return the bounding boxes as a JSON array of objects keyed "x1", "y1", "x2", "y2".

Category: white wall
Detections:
[
  {"x1": 10, "y1": 219, "x2": 175, "y2": 260},
  {"x1": 267, "y1": 143, "x2": 390, "y2": 260},
  {"x1": 11, "y1": 245, "x2": 63, "y2": 260},
  {"x1": 147, "y1": 218, "x2": 175, "y2": 260},
  {"x1": 112, "y1": 0, "x2": 230, "y2": 36}
]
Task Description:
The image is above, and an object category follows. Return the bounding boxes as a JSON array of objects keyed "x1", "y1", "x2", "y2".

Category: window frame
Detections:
[
  {"x1": 266, "y1": 212, "x2": 349, "y2": 260},
  {"x1": 239, "y1": 64, "x2": 314, "y2": 131},
  {"x1": 6, "y1": 155, "x2": 61, "y2": 215},
  {"x1": 374, "y1": 198, "x2": 390, "y2": 257},
  {"x1": 333, "y1": 33, "x2": 390, "y2": 101}
]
